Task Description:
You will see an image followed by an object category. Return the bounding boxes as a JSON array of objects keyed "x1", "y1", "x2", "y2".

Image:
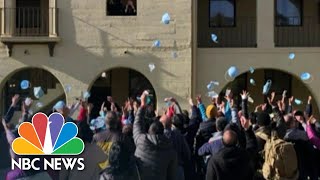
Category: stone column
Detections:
[
  {"x1": 49, "y1": 0, "x2": 57, "y2": 37},
  {"x1": 256, "y1": 0, "x2": 274, "y2": 48},
  {"x1": 3, "y1": 0, "x2": 15, "y2": 36}
]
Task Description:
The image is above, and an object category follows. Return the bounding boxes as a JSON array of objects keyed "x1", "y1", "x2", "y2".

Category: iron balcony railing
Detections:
[
  {"x1": 0, "y1": 7, "x2": 58, "y2": 37},
  {"x1": 198, "y1": 17, "x2": 257, "y2": 48},
  {"x1": 275, "y1": 16, "x2": 320, "y2": 47}
]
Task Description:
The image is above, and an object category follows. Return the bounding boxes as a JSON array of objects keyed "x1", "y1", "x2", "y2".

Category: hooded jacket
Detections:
[
  {"x1": 194, "y1": 120, "x2": 216, "y2": 155},
  {"x1": 206, "y1": 146, "x2": 254, "y2": 180},
  {"x1": 164, "y1": 127, "x2": 191, "y2": 166},
  {"x1": 133, "y1": 107, "x2": 178, "y2": 180}
]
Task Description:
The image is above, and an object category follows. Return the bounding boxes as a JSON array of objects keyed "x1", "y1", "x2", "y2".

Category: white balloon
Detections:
[
  {"x1": 149, "y1": 63, "x2": 155, "y2": 72},
  {"x1": 101, "y1": 72, "x2": 107, "y2": 78},
  {"x1": 36, "y1": 102, "x2": 44, "y2": 108}
]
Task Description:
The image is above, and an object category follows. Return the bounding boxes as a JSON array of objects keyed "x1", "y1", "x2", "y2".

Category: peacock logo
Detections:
[{"x1": 12, "y1": 113, "x2": 84, "y2": 155}]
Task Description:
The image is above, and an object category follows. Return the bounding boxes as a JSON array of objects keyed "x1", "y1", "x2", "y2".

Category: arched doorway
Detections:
[
  {"x1": 88, "y1": 68, "x2": 156, "y2": 117},
  {"x1": 1, "y1": 68, "x2": 66, "y2": 124},
  {"x1": 220, "y1": 68, "x2": 319, "y2": 116}
]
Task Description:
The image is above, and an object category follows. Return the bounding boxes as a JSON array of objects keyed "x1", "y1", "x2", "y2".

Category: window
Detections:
[
  {"x1": 209, "y1": 0, "x2": 235, "y2": 27},
  {"x1": 276, "y1": 0, "x2": 302, "y2": 26},
  {"x1": 15, "y1": 0, "x2": 49, "y2": 36},
  {"x1": 107, "y1": 0, "x2": 137, "y2": 16}
]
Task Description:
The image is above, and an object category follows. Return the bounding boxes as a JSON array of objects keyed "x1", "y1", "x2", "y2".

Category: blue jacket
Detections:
[
  {"x1": 198, "y1": 103, "x2": 207, "y2": 121},
  {"x1": 198, "y1": 138, "x2": 224, "y2": 156}
]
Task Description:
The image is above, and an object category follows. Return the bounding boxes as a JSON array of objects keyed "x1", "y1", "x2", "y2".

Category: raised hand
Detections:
[
  {"x1": 188, "y1": 98, "x2": 194, "y2": 106},
  {"x1": 2, "y1": 118, "x2": 8, "y2": 131},
  {"x1": 140, "y1": 90, "x2": 148, "y2": 107},
  {"x1": 307, "y1": 115, "x2": 317, "y2": 125},
  {"x1": 230, "y1": 99, "x2": 235, "y2": 108},
  {"x1": 22, "y1": 99, "x2": 33, "y2": 113},
  {"x1": 100, "y1": 102, "x2": 105, "y2": 112},
  {"x1": 267, "y1": 92, "x2": 276, "y2": 106},
  {"x1": 196, "y1": 95, "x2": 202, "y2": 104},
  {"x1": 225, "y1": 89, "x2": 232, "y2": 102},
  {"x1": 107, "y1": 96, "x2": 113, "y2": 103},
  {"x1": 127, "y1": 99, "x2": 133, "y2": 111},
  {"x1": 212, "y1": 97, "x2": 219, "y2": 106},
  {"x1": 308, "y1": 96, "x2": 312, "y2": 104},
  {"x1": 121, "y1": 106, "x2": 125, "y2": 116},
  {"x1": 111, "y1": 102, "x2": 116, "y2": 112},
  {"x1": 271, "y1": 92, "x2": 276, "y2": 102},
  {"x1": 289, "y1": 96, "x2": 294, "y2": 105},
  {"x1": 255, "y1": 104, "x2": 262, "y2": 112},
  {"x1": 262, "y1": 103, "x2": 267, "y2": 111},
  {"x1": 240, "y1": 90, "x2": 250, "y2": 100},
  {"x1": 11, "y1": 94, "x2": 20, "y2": 107},
  {"x1": 240, "y1": 116, "x2": 250, "y2": 130},
  {"x1": 281, "y1": 90, "x2": 287, "y2": 103},
  {"x1": 277, "y1": 100, "x2": 283, "y2": 111},
  {"x1": 87, "y1": 103, "x2": 93, "y2": 115}
]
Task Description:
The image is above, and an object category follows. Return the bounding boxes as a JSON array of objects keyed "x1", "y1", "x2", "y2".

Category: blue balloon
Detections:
[
  {"x1": 207, "y1": 83, "x2": 214, "y2": 91},
  {"x1": 53, "y1": 101, "x2": 66, "y2": 111},
  {"x1": 262, "y1": 80, "x2": 272, "y2": 95},
  {"x1": 207, "y1": 91, "x2": 218, "y2": 98},
  {"x1": 294, "y1": 99, "x2": 302, "y2": 105},
  {"x1": 227, "y1": 66, "x2": 239, "y2": 78},
  {"x1": 172, "y1": 51, "x2": 178, "y2": 59},
  {"x1": 83, "y1": 91, "x2": 91, "y2": 99},
  {"x1": 300, "y1": 72, "x2": 311, "y2": 81},
  {"x1": 20, "y1": 80, "x2": 30, "y2": 90},
  {"x1": 136, "y1": 96, "x2": 151, "y2": 104},
  {"x1": 165, "y1": 101, "x2": 171, "y2": 107},
  {"x1": 34, "y1": 86, "x2": 44, "y2": 99},
  {"x1": 288, "y1": 53, "x2": 295, "y2": 60},
  {"x1": 249, "y1": 67, "x2": 255, "y2": 74},
  {"x1": 161, "y1": 12, "x2": 170, "y2": 24},
  {"x1": 153, "y1": 40, "x2": 161, "y2": 47},
  {"x1": 65, "y1": 85, "x2": 72, "y2": 93},
  {"x1": 211, "y1": 34, "x2": 218, "y2": 43},
  {"x1": 90, "y1": 117, "x2": 106, "y2": 131},
  {"x1": 207, "y1": 81, "x2": 219, "y2": 90}
]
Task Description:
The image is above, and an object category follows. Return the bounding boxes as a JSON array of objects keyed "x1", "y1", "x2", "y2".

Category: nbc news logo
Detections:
[{"x1": 11, "y1": 113, "x2": 85, "y2": 171}]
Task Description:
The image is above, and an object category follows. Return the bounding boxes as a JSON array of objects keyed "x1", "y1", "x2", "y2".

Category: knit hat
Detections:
[
  {"x1": 206, "y1": 104, "x2": 217, "y2": 119},
  {"x1": 257, "y1": 112, "x2": 271, "y2": 127}
]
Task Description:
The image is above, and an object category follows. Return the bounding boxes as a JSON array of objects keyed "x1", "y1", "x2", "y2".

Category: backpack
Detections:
[
  {"x1": 262, "y1": 137, "x2": 299, "y2": 180},
  {"x1": 100, "y1": 141, "x2": 141, "y2": 180},
  {"x1": 97, "y1": 141, "x2": 114, "y2": 169}
]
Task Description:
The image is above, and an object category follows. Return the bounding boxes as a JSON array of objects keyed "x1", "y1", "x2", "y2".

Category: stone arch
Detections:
[
  {"x1": 88, "y1": 67, "x2": 157, "y2": 117},
  {"x1": 0, "y1": 67, "x2": 66, "y2": 123},
  {"x1": 220, "y1": 68, "x2": 319, "y2": 115}
]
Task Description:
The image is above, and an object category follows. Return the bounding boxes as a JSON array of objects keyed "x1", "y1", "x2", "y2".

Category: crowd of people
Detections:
[{"x1": 1, "y1": 88, "x2": 320, "y2": 180}]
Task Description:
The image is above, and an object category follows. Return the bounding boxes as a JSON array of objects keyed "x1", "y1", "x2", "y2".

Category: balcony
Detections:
[
  {"x1": 275, "y1": 16, "x2": 320, "y2": 47},
  {"x1": 0, "y1": 7, "x2": 60, "y2": 56},
  {"x1": 198, "y1": 17, "x2": 257, "y2": 48}
]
